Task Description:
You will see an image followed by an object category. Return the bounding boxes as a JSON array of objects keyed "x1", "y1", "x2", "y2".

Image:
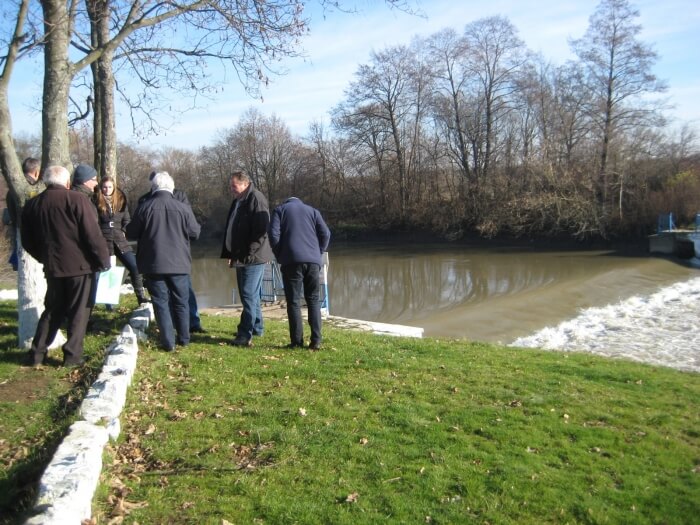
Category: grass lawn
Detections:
[{"x1": 1, "y1": 298, "x2": 699, "y2": 524}]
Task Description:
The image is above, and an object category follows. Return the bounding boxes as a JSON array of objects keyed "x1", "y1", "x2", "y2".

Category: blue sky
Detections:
[{"x1": 7, "y1": 0, "x2": 700, "y2": 150}]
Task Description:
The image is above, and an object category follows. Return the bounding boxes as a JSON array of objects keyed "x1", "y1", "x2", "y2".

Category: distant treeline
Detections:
[{"x1": 15, "y1": 4, "x2": 700, "y2": 242}]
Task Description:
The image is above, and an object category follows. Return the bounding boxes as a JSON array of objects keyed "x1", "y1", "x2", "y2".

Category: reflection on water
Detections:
[{"x1": 191, "y1": 244, "x2": 698, "y2": 344}]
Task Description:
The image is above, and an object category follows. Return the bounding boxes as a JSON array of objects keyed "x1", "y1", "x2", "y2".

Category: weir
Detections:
[{"x1": 648, "y1": 212, "x2": 700, "y2": 259}]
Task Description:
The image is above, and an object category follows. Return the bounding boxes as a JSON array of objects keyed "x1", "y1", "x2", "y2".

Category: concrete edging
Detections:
[{"x1": 24, "y1": 303, "x2": 153, "y2": 525}]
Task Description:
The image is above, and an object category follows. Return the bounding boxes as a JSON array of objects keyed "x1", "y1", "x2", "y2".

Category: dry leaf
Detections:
[
  {"x1": 144, "y1": 424, "x2": 156, "y2": 435},
  {"x1": 345, "y1": 492, "x2": 359, "y2": 503},
  {"x1": 298, "y1": 408, "x2": 307, "y2": 416},
  {"x1": 170, "y1": 410, "x2": 188, "y2": 420},
  {"x1": 359, "y1": 437, "x2": 369, "y2": 445}
]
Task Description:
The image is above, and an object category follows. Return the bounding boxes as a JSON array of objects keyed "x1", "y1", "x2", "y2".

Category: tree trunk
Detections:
[
  {"x1": 89, "y1": 0, "x2": 117, "y2": 180},
  {"x1": 41, "y1": 0, "x2": 73, "y2": 167},
  {"x1": 16, "y1": 241, "x2": 48, "y2": 347}
]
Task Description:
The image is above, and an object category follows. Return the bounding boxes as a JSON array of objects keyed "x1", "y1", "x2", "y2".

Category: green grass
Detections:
[
  {"x1": 0, "y1": 298, "x2": 136, "y2": 524},
  {"x1": 86, "y1": 313, "x2": 699, "y2": 524},
  {"x1": 0, "y1": 295, "x2": 698, "y2": 524}
]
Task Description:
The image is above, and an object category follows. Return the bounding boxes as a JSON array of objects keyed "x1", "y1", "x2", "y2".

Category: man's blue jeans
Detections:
[
  {"x1": 281, "y1": 263, "x2": 322, "y2": 347},
  {"x1": 235, "y1": 264, "x2": 265, "y2": 341},
  {"x1": 146, "y1": 273, "x2": 190, "y2": 349}
]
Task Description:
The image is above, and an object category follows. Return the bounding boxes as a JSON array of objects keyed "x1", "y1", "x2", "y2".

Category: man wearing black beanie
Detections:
[{"x1": 71, "y1": 163, "x2": 98, "y2": 198}]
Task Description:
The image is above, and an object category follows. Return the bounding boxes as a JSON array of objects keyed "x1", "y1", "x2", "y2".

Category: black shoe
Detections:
[
  {"x1": 285, "y1": 342, "x2": 304, "y2": 349},
  {"x1": 23, "y1": 352, "x2": 45, "y2": 367},
  {"x1": 308, "y1": 342, "x2": 321, "y2": 351},
  {"x1": 190, "y1": 326, "x2": 206, "y2": 333},
  {"x1": 62, "y1": 358, "x2": 85, "y2": 368},
  {"x1": 232, "y1": 336, "x2": 252, "y2": 347}
]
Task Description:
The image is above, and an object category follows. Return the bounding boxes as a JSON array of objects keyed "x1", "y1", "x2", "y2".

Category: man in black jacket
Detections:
[
  {"x1": 221, "y1": 170, "x2": 273, "y2": 346},
  {"x1": 21, "y1": 165, "x2": 110, "y2": 366},
  {"x1": 127, "y1": 172, "x2": 200, "y2": 351}
]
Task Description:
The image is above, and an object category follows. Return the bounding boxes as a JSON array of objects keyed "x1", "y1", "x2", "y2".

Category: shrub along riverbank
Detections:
[{"x1": 2, "y1": 298, "x2": 699, "y2": 524}]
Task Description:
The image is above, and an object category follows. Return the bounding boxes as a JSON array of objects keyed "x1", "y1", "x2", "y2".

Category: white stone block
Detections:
[
  {"x1": 25, "y1": 421, "x2": 108, "y2": 524},
  {"x1": 79, "y1": 367, "x2": 130, "y2": 425}
]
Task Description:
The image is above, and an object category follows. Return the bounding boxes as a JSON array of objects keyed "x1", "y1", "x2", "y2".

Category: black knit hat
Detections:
[{"x1": 73, "y1": 164, "x2": 97, "y2": 185}]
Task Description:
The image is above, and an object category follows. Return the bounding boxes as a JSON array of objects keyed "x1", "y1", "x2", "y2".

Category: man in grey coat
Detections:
[{"x1": 127, "y1": 172, "x2": 201, "y2": 351}]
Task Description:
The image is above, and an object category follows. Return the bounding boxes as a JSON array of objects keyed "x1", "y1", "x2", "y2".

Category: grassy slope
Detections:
[{"x1": 88, "y1": 313, "x2": 700, "y2": 525}]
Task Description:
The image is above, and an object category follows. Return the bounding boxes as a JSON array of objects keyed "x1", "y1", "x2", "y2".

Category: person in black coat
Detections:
[
  {"x1": 21, "y1": 165, "x2": 110, "y2": 367},
  {"x1": 94, "y1": 175, "x2": 149, "y2": 304},
  {"x1": 221, "y1": 170, "x2": 274, "y2": 347}
]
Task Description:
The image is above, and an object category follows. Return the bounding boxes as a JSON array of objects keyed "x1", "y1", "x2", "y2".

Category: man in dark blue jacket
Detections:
[
  {"x1": 138, "y1": 171, "x2": 205, "y2": 332},
  {"x1": 127, "y1": 172, "x2": 200, "y2": 351},
  {"x1": 269, "y1": 197, "x2": 330, "y2": 350}
]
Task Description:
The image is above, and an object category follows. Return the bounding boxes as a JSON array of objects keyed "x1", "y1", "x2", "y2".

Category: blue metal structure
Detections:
[
  {"x1": 261, "y1": 255, "x2": 330, "y2": 315},
  {"x1": 657, "y1": 212, "x2": 675, "y2": 233}
]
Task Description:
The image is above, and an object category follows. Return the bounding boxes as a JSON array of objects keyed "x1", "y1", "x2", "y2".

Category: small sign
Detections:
[{"x1": 95, "y1": 266, "x2": 125, "y2": 305}]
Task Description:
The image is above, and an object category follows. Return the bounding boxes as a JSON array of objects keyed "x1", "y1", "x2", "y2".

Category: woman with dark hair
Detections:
[{"x1": 94, "y1": 176, "x2": 149, "y2": 304}]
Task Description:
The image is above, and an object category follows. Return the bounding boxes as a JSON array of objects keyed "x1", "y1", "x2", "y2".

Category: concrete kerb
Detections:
[{"x1": 24, "y1": 302, "x2": 154, "y2": 525}]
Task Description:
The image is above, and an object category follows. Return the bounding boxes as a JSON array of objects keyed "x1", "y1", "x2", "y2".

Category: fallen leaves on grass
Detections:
[
  {"x1": 229, "y1": 441, "x2": 276, "y2": 471},
  {"x1": 169, "y1": 409, "x2": 188, "y2": 421},
  {"x1": 103, "y1": 475, "x2": 148, "y2": 523}
]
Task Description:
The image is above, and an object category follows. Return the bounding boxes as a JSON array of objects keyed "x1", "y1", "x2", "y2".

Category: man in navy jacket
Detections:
[
  {"x1": 127, "y1": 172, "x2": 200, "y2": 351},
  {"x1": 269, "y1": 197, "x2": 330, "y2": 350}
]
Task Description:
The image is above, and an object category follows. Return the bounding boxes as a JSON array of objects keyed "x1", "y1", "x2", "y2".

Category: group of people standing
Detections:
[
  {"x1": 221, "y1": 170, "x2": 331, "y2": 350},
  {"x1": 17, "y1": 160, "x2": 329, "y2": 367}
]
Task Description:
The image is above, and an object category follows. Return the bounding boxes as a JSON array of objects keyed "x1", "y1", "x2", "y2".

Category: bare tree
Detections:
[
  {"x1": 571, "y1": 0, "x2": 667, "y2": 233},
  {"x1": 332, "y1": 44, "x2": 427, "y2": 223},
  {"x1": 462, "y1": 16, "x2": 527, "y2": 183}
]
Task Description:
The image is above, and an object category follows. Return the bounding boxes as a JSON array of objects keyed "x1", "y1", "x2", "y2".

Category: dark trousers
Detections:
[
  {"x1": 116, "y1": 249, "x2": 144, "y2": 293},
  {"x1": 146, "y1": 273, "x2": 190, "y2": 349},
  {"x1": 188, "y1": 275, "x2": 202, "y2": 329},
  {"x1": 31, "y1": 273, "x2": 96, "y2": 365},
  {"x1": 281, "y1": 263, "x2": 322, "y2": 346}
]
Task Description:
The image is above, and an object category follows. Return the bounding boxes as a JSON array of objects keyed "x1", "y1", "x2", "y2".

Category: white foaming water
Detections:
[{"x1": 510, "y1": 275, "x2": 700, "y2": 373}]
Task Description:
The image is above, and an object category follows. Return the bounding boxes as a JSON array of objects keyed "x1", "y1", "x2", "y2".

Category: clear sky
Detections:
[{"x1": 7, "y1": 0, "x2": 700, "y2": 151}]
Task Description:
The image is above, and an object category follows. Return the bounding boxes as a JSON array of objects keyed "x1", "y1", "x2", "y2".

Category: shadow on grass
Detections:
[{"x1": 0, "y1": 302, "x2": 134, "y2": 525}]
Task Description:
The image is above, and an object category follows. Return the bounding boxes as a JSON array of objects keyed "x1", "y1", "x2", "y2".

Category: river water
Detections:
[{"x1": 192, "y1": 243, "x2": 700, "y2": 372}]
